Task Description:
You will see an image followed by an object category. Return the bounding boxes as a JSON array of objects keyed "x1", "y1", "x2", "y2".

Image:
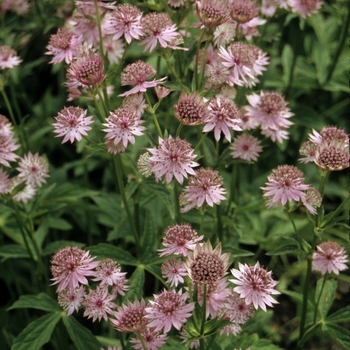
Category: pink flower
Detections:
[
  {"x1": 7, "y1": 176, "x2": 36, "y2": 203},
  {"x1": 312, "y1": 241, "x2": 348, "y2": 275},
  {"x1": 229, "y1": 0, "x2": 258, "y2": 23},
  {"x1": 314, "y1": 140, "x2": 349, "y2": 171},
  {"x1": 102, "y1": 36, "x2": 125, "y2": 65},
  {"x1": 154, "y1": 86, "x2": 172, "y2": 100},
  {"x1": 167, "y1": 0, "x2": 185, "y2": 8},
  {"x1": 0, "y1": 45, "x2": 22, "y2": 69},
  {"x1": 224, "y1": 290, "x2": 255, "y2": 324},
  {"x1": 119, "y1": 61, "x2": 166, "y2": 97},
  {"x1": 145, "y1": 289, "x2": 195, "y2": 332},
  {"x1": 261, "y1": 165, "x2": 309, "y2": 207},
  {"x1": 148, "y1": 136, "x2": 198, "y2": 184},
  {"x1": 110, "y1": 299, "x2": 147, "y2": 332},
  {"x1": 230, "y1": 262, "x2": 280, "y2": 311},
  {"x1": 103, "y1": 108, "x2": 146, "y2": 148},
  {"x1": 309, "y1": 126, "x2": 349, "y2": 146},
  {"x1": 16, "y1": 152, "x2": 49, "y2": 187},
  {"x1": 158, "y1": 224, "x2": 203, "y2": 257},
  {"x1": 104, "y1": 4, "x2": 144, "y2": 44},
  {"x1": 105, "y1": 139, "x2": 126, "y2": 155},
  {"x1": 58, "y1": 286, "x2": 85, "y2": 315},
  {"x1": 231, "y1": 134, "x2": 262, "y2": 162},
  {"x1": 53, "y1": 106, "x2": 93, "y2": 143},
  {"x1": 203, "y1": 96, "x2": 242, "y2": 141},
  {"x1": 0, "y1": 131, "x2": 19, "y2": 167},
  {"x1": 130, "y1": 329, "x2": 168, "y2": 350},
  {"x1": 213, "y1": 23, "x2": 236, "y2": 47},
  {"x1": 261, "y1": 0, "x2": 278, "y2": 16},
  {"x1": 161, "y1": 258, "x2": 187, "y2": 287},
  {"x1": 261, "y1": 127, "x2": 290, "y2": 143},
  {"x1": 288, "y1": 0, "x2": 323, "y2": 18},
  {"x1": 180, "y1": 168, "x2": 226, "y2": 213},
  {"x1": 220, "y1": 322, "x2": 242, "y2": 336},
  {"x1": 140, "y1": 13, "x2": 179, "y2": 52},
  {"x1": 301, "y1": 188, "x2": 322, "y2": 215},
  {"x1": 50, "y1": 246, "x2": 98, "y2": 292},
  {"x1": 122, "y1": 93, "x2": 147, "y2": 118},
  {"x1": 46, "y1": 28, "x2": 83, "y2": 64},
  {"x1": 92, "y1": 259, "x2": 127, "y2": 288},
  {"x1": 195, "y1": 0, "x2": 229, "y2": 28},
  {"x1": 83, "y1": 287, "x2": 117, "y2": 322},
  {"x1": 299, "y1": 141, "x2": 317, "y2": 163}
]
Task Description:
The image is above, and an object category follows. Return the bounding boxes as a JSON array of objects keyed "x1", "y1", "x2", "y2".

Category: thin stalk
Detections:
[
  {"x1": 91, "y1": 92, "x2": 105, "y2": 122},
  {"x1": 165, "y1": 58, "x2": 190, "y2": 93},
  {"x1": 135, "y1": 331, "x2": 147, "y2": 350},
  {"x1": 194, "y1": 132, "x2": 207, "y2": 153},
  {"x1": 318, "y1": 170, "x2": 330, "y2": 198},
  {"x1": 199, "y1": 284, "x2": 207, "y2": 350},
  {"x1": 145, "y1": 92, "x2": 163, "y2": 138},
  {"x1": 194, "y1": 29, "x2": 207, "y2": 90},
  {"x1": 198, "y1": 32, "x2": 211, "y2": 90},
  {"x1": 216, "y1": 204, "x2": 223, "y2": 244},
  {"x1": 285, "y1": 51, "x2": 297, "y2": 99},
  {"x1": 174, "y1": 182, "x2": 182, "y2": 223},
  {"x1": 114, "y1": 155, "x2": 140, "y2": 252},
  {"x1": 93, "y1": 0, "x2": 104, "y2": 59},
  {"x1": 286, "y1": 209, "x2": 303, "y2": 248},
  {"x1": 226, "y1": 162, "x2": 238, "y2": 215},
  {"x1": 319, "y1": 195, "x2": 350, "y2": 229},
  {"x1": 313, "y1": 276, "x2": 326, "y2": 323},
  {"x1": 176, "y1": 123, "x2": 183, "y2": 137},
  {"x1": 95, "y1": 87, "x2": 109, "y2": 117}
]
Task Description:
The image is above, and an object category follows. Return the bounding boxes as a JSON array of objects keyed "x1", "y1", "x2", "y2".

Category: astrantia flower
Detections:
[
  {"x1": 261, "y1": 0, "x2": 278, "y2": 17},
  {"x1": 301, "y1": 187, "x2": 322, "y2": 215},
  {"x1": 148, "y1": 136, "x2": 198, "y2": 184},
  {"x1": 180, "y1": 168, "x2": 226, "y2": 213},
  {"x1": 229, "y1": 0, "x2": 258, "y2": 23},
  {"x1": 312, "y1": 241, "x2": 348, "y2": 275},
  {"x1": 309, "y1": 126, "x2": 349, "y2": 146},
  {"x1": 205, "y1": 58, "x2": 230, "y2": 86},
  {"x1": 185, "y1": 241, "x2": 230, "y2": 284},
  {"x1": 111, "y1": 299, "x2": 147, "y2": 332},
  {"x1": 261, "y1": 127, "x2": 289, "y2": 143},
  {"x1": 140, "y1": 13, "x2": 179, "y2": 52},
  {"x1": 137, "y1": 152, "x2": 154, "y2": 178},
  {"x1": 314, "y1": 140, "x2": 349, "y2": 171},
  {"x1": 154, "y1": 86, "x2": 172, "y2": 100},
  {"x1": 46, "y1": 28, "x2": 82, "y2": 64},
  {"x1": 58, "y1": 286, "x2": 85, "y2": 315},
  {"x1": 0, "y1": 45, "x2": 22, "y2": 69},
  {"x1": 231, "y1": 134, "x2": 262, "y2": 162},
  {"x1": 161, "y1": 258, "x2": 187, "y2": 287},
  {"x1": 168, "y1": 0, "x2": 185, "y2": 7},
  {"x1": 7, "y1": 176, "x2": 36, "y2": 203},
  {"x1": 239, "y1": 107, "x2": 260, "y2": 130},
  {"x1": 130, "y1": 329, "x2": 168, "y2": 350},
  {"x1": 111, "y1": 274, "x2": 129, "y2": 297},
  {"x1": 196, "y1": 0, "x2": 229, "y2": 28},
  {"x1": 0, "y1": 168, "x2": 9, "y2": 193},
  {"x1": 220, "y1": 322, "x2": 242, "y2": 336},
  {"x1": 92, "y1": 259, "x2": 127, "y2": 287},
  {"x1": 103, "y1": 108, "x2": 146, "y2": 148},
  {"x1": 261, "y1": 165, "x2": 309, "y2": 207},
  {"x1": 213, "y1": 23, "x2": 236, "y2": 47},
  {"x1": 83, "y1": 287, "x2": 116, "y2": 322},
  {"x1": 119, "y1": 61, "x2": 166, "y2": 97},
  {"x1": 203, "y1": 96, "x2": 242, "y2": 141},
  {"x1": 122, "y1": 93, "x2": 147, "y2": 118},
  {"x1": 159, "y1": 224, "x2": 203, "y2": 257},
  {"x1": 224, "y1": 290, "x2": 255, "y2": 324},
  {"x1": 230, "y1": 262, "x2": 280, "y2": 311},
  {"x1": 299, "y1": 141, "x2": 317, "y2": 163},
  {"x1": 102, "y1": 36, "x2": 125, "y2": 65},
  {"x1": 50, "y1": 246, "x2": 98, "y2": 292},
  {"x1": 145, "y1": 289, "x2": 195, "y2": 333},
  {"x1": 105, "y1": 139, "x2": 126, "y2": 155},
  {"x1": 53, "y1": 106, "x2": 93, "y2": 143},
  {"x1": 174, "y1": 91, "x2": 208, "y2": 126},
  {"x1": 105, "y1": 4, "x2": 144, "y2": 44},
  {"x1": 0, "y1": 131, "x2": 19, "y2": 167},
  {"x1": 288, "y1": 0, "x2": 323, "y2": 18},
  {"x1": 17, "y1": 152, "x2": 49, "y2": 187}
]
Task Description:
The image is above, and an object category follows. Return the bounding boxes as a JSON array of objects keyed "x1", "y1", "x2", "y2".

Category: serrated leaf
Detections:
[
  {"x1": 12, "y1": 312, "x2": 61, "y2": 350},
  {"x1": 315, "y1": 277, "x2": 336, "y2": 319},
  {"x1": 125, "y1": 266, "x2": 145, "y2": 301},
  {"x1": 325, "y1": 323, "x2": 350, "y2": 348},
  {"x1": 62, "y1": 314, "x2": 101, "y2": 350},
  {"x1": 266, "y1": 244, "x2": 300, "y2": 256},
  {"x1": 223, "y1": 247, "x2": 254, "y2": 257},
  {"x1": 46, "y1": 217, "x2": 73, "y2": 230},
  {"x1": 326, "y1": 306, "x2": 350, "y2": 323},
  {"x1": 141, "y1": 210, "x2": 157, "y2": 261},
  {"x1": 0, "y1": 244, "x2": 30, "y2": 259},
  {"x1": 8, "y1": 293, "x2": 61, "y2": 312},
  {"x1": 88, "y1": 243, "x2": 137, "y2": 266}
]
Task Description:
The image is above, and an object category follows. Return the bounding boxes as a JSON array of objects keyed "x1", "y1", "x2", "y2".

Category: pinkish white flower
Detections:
[
  {"x1": 148, "y1": 136, "x2": 198, "y2": 184},
  {"x1": 17, "y1": 152, "x2": 49, "y2": 187},
  {"x1": 261, "y1": 165, "x2": 309, "y2": 207},
  {"x1": 238, "y1": 17, "x2": 267, "y2": 41},
  {"x1": 92, "y1": 258, "x2": 127, "y2": 287},
  {"x1": 229, "y1": 0, "x2": 258, "y2": 23},
  {"x1": 161, "y1": 258, "x2": 187, "y2": 287},
  {"x1": 220, "y1": 322, "x2": 242, "y2": 336},
  {"x1": 167, "y1": 0, "x2": 185, "y2": 7},
  {"x1": 137, "y1": 152, "x2": 154, "y2": 178},
  {"x1": 213, "y1": 23, "x2": 236, "y2": 47},
  {"x1": 314, "y1": 140, "x2": 349, "y2": 171},
  {"x1": 312, "y1": 241, "x2": 348, "y2": 275},
  {"x1": 159, "y1": 224, "x2": 203, "y2": 257},
  {"x1": 195, "y1": 0, "x2": 229, "y2": 28},
  {"x1": 7, "y1": 176, "x2": 36, "y2": 203},
  {"x1": 105, "y1": 139, "x2": 126, "y2": 155},
  {"x1": 1, "y1": 0, "x2": 30, "y2": 15},
  {"x1": 224, "y1": 290, "x2": 255, "y2": 324},
  {"x1": 58, "y1": 286, "x2": 85, "y2": 315},
  {"x1": 104, "y1": 4, "x2": 144, "y2": 44},
  {"x1": 53, "y1": 106, "x2": 93, "y2": 143},
  {"x1": 301, "y1": 187, "x2": 322, "y2": 215},
  {"x1": 203, "y1": 96, "x2": 242, "y2": 141},
  {"x1": 205, "y1": 58, "x2": 230, "y2": 86},
  {"x1": 180, "y1": 168, "x2": 226, "y2": 212},
  {"x1": 102, "y1": 36, "x2": 125, "y2": 65},
  {"x1": 230, "y1": 262, "x2": 280, "y2": 311},
  {"x1": 110, "y1": 274, "x2": 129, "y2": 297},
  {"x1": 50, "y1": 246, "x2": 98, "y2": 292},
  {"x1": 140, "y1": 13, "x2": 179, "y2": 52},
  {"x1": 122, "y1": 93, "x2": 147, "y2": 118},
  {"x1": 0, "y1": 45, "x2": 22, "y2": 69},
  {"x1": 145, "y1": 289, "x2": 195, "y2": 332},
  {"x1": 103, "y1": 108, "x2": 146, "y2": 148},
  {"x1": 83, "y1": 287, "x2": 117, "y2": 322},
  {"x1": 261, "y1": 127, "x2": 290, "y2": 143},
  {"x1": 231, "y1": 134, "x2": 262, "y2": 162},
  {"x1": 261, "y1": 0, "x2": 278, "y2": 16},
  {"x1": 46, "y1": 28, "x2": 83, "y2": 64},
  {"x1": 288, "y1": 0, "x2": 323, "y2": 18},
  {"x1": 0, "y1": 130, "x2": 19, "y2": 167},
  {"x1": 154, "y1": 86, "x2": 172, "y2": 100},
  {"x1": 299, "y1": 141, "x2": 317, "y2": 163},
  {"x1": 119, "y1": 61, "x2": 166, "y2": 97},
  {"x1": 239, "y1": 107, "x2": 260, "y2": 130},
  {"x1": 309, "y1": 127, "x2": 349, "y2": 146},
  {"x1": 130, "y1": 329, "x2": 168, "y2": 350}
]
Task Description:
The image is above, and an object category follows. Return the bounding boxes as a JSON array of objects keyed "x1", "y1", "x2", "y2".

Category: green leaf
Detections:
[
  {"x1": 141, "y1": 210, "x2": 157, "y2": 261},
  {"x1": 42, "y1": 240, "x2": 85, "y2": 256},
  {"x1": 315, "y1": 277, "x2": 336, "y2": 318},
  {"x1": 326, "y1": 306, "x2": 350, "y2": 323},
  {"x1": 0, "y1": 244, "x2": 30, "y2": 259},
  {"x1": 266, "y1": 244, "x2": 300, "y2": 256},
  {"x1": 325, "y1": 323, "x2": 350, "y2": 349},
  {"x1": 281, "y1": 44, "x2": 293, "y2": 85},
  {"x1": 126, "y1": 266, "x2": 145, "y2": 301},
  {"x1": 223, "y1": 247, "x2": 254, "y2": 257},
  {"x1": 12, "y1": 312, "x2": 61, "y2": 350},
  {"x1": 7, "y1": 293, "x2": 61, "y2": 312},
  {"x1": 88, "y1": 243, "x2": 138, "y2": 266},
  {"x1": 62, "y1": 314, "x2": 101, "y2": 350},
  {"x1": 46, "y1": 217, "x2": 73, "y2": 230}
]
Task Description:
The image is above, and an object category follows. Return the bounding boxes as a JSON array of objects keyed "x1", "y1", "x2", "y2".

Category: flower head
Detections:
[
  {"x1": 261, "y1": 165, "x2": 309, "y2": 207},
  {"x1": 231, "y1": 134, "x2": 262, "y2": 162},
  {"x1": 180, "y1": 168, "x2": 226, "y2": 212},
  {"x1": 288, "y1": 0, "x2": 323, "y2": 18},
  {"x1": 122, "y1": 93, "x2": 147, "y2": 118},
  {"x1": 230, "y1": 262, "x2": 280, "y2": 311},
  {"x1": 310, "y1": 126, "x2": 349, "y2": 146},
  {"x1": 161, "y1": 258, "x2": 187, "y2": 287},
  {"x1": 53, "y1": 106, "x2": 93, "y2": 143},
  {"x1": 185, "y1": 241, "x2": 230, "y2": 284},
  {"x1": 196, "y1": 0, "x2": 229, "y2": 28},
  {"x1": 145, "y1": 289, "x2": 195, "y2": 333},
  {"x1": 0, "y1": 45, "x2": 22, "y2": 69},
  {"x1": 130, "y1": 329, "x2": 168, "y2": 350},
  {"x1": 103, "y1": 108, "x2": 146, "y2": 148},
  {"x1": 103, "y1": 36, "x2": 125, "y2": 65},
  {"x1": 0, "y1": 123, "x2": 19, "y2": 167},
  {"x1": 58, "y1": 285, "x2": 85, "y2": 315},
  {"x1": 230, "y1": 0, "x2": 259, "y2": 23},
  {"x1": 7, "y1": 176, "x2": 36, "y2": 203},
  {"x1": 299, "y1": 141, "x2": 317, "y2": 163},
  {"x1": 92, "y1": 258, "x2": 127, "y2": 288},
  {"x1": 119, "y1": 61, "x2": 166, "y2": 97},
  {"x1": 312, "y1": 241, "x2": 348, "y2": 275},
  {"x1": 0, "y1": 168, "x2": 9, "y2": 193},
  {"x1": 148, "y1": 136, "x2": 198, "y2": 184},
  {"x1": 50, "y1": 246, "x2": 98, "y2": 292},
  {"x1": 301, "y1": 187, "x2": 322, "y2": 215},
  {"x1": 137, "y1": 152, "x2": 154, "y2": 178},
  {"x1": 105, "y1": 139, "x2": 126, "y2": 155},
  {"x1": 224, "y1": 290, "x2": 255, "y2": 324},
  {"x1": 314, "y1": 140, "x2": 349, "y2": 171},
  {"x1": 159, "y1": 224, "x2": 203, "y2": 257},
  {"x1": 154, "y1": 86, "x2": 172, "y2": 100},
  {"x1": 16, "y1": 152, "x2": 49, "y2": 187},
  {"x1": 213, "y1": 23, "x2": 236, "y2": 47}
]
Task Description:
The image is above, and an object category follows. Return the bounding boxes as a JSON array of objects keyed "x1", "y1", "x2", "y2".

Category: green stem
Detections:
[
  {"x1": 93, "y1": 0, "x2": 104, "y2": 59},
  {"x1": 165, "y1": 58, "x2": 190, "y2": 93},
  {"x1": 199, "y1": 284, "x2": 207, "y2": 350},
  {"x1": 198, "y1": 31, "x2": 211, "y2": 90},
  {"x1": 216, "y1": 204, "x2": 223, "y2": 244},
  {"x1": 114, "y1": 155, "x2": 140, "y2": 252},
  {"x1": 91, "y1": 91, "x2": 105, "y2": 122},
  {"x1": 226, "y1": 162, "x2": 238, "y2": 215},
  {"x1": 313, "y1": 275, "x2": 326, "y2": 323},
  {"x1": 174, "y1": 182, "x2": 182, "y2": 223},
  {"x1": 95, "y1": 87, "x2": 109, "y2": 117},
  {"x1": 194, "y1": 132, "x2": 207, "y2": 153},
  {"x1": 176, "y1": 123, "x2": 183, "y2": 137},
  {"x1": 195, "y1": 29, "x2": 207, "y2": 90},
  {"x1": 318, "y1": 170, "x2": 330, "y2": 198},
  {"x1": 285, "y1": 51, "x2": 297, "y2": 99},
  {"x1": 135, "y1": 331, "x2": 147, "y2": 350},
  {"x1": 145, "y1": 92, "x2": 163, "y2": 138},
  {"x1": 319, "y1": 195, "x2": 350, "y2": 229}
]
